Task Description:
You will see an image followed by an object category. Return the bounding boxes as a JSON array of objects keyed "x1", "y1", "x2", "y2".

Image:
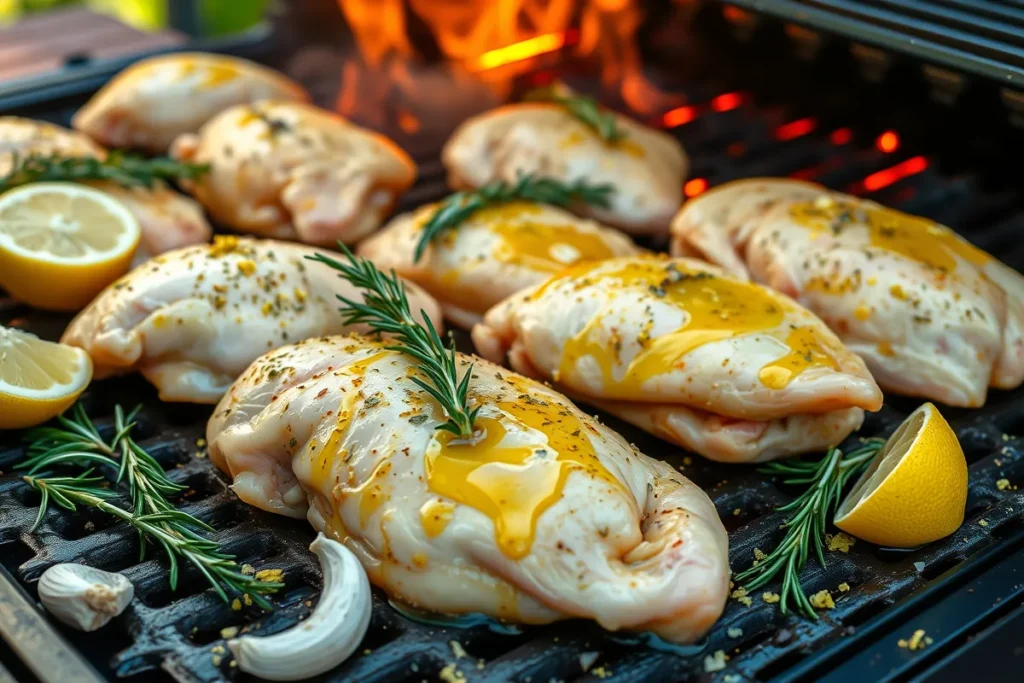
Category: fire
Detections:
[{"x1": 335, "y1": 0, "x2": 677, "y2": 134}]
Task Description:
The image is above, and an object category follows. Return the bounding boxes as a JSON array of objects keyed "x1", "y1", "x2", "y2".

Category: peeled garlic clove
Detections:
[
  {"x1": 228, "y1": 534, "x2": 372, "y2": 681},
  {"x1": 38, "y1": 563, "x2": 134, "y2": 632}
]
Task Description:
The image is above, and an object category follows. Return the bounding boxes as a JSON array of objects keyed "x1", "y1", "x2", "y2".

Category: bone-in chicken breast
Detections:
[
  {"x1": 73, "y1": 52, "x2": 309, "y2": 153},
  {"x1": 0, "y1": 117, "x2": 210, "y2": 261},
  {"x1": 358, "y1": 200, "x2": 640, "y2": 328},
  {"x1": 61, "y1": 237, "x2": 442, "y2": 403},
  {"x1": 207, "y1": 335, "x2": 729, "y2": 643},
  {"x1": 170, "y1": 101, "x2": 416, "y2": 246},
  {"x1": 443, "y1": 103, "x2": 687, "y2": 235},
  {"x1": 671, "y1": 178, "x2": 1024, "y2": 407},
  {"x1": 473, "y1": 255, "x2": 882, "y2": 462}
]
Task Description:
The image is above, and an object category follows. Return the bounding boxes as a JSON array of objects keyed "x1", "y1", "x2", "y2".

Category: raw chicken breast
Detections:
[
  {"x1": 207, "y1": 335, "x2": 729, "y2": 643},
  {"x1": 473, "y1": 255, "x2": 882, "y2": 462},
  {"x1": 170, "y1": 101, "x2": 416, "y2": 246},
  {"x1": 61, "y1": 237, "x2": 442, "y2": 403},
  {"x1": 73, "y1": 52, "x2": 309, "y2": 153},
  {"x1": 358, "y1": 200, "x2": 640, "y2": 328},
  {"x1": 443, "y1": 103, "x2": 687, "y2": 235},
  {"x1": 671, "y1": 178, "x2": 1024, "y2": 407},
  {"x1": 0, "y1": 116, "x2": 210, "y2": 261}
]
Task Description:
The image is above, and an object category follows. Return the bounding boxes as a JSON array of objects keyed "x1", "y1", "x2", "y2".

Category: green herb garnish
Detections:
[
  {"x1": 0, "y1": 152, "x2": 209, "y2": 193},
  {"x1": 308, "y1": 245, "x2": 480, "y2": 437},
  {"x1": 526, "y1": 85, "x2": 627, "y2": 143},
  {"x1": 19, "y1": 404, "x2": 281, "y2": 609},
  {"x1": 732, "y1": 438, "x2": 885, "y2": 619},
  {"x1": 414, "y1": 174, "x2": 614, "y2": 262}
]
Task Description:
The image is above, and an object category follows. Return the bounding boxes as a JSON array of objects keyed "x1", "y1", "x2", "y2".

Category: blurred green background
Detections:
[{"x1": 0, "y1": 0, "x2": 269, "y2": 36}]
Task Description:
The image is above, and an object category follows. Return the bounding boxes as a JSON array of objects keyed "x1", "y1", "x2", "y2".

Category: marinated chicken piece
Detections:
[
  {"x1": 61, "y1": 237, "x2": 442, "y2": 403},
  {"x1": 358, "y1": 201, "x2": 640, "y2": 328},
  {"x1": 207, "y1": 335, "x2": 729, "y2": 643},
  {"x1": 671, "y1": 178, "x2": 1024, "y2": 407},
  {"x1": 443, "y1": 103, "x2": 687, "y2": 235},
  {"x1": 73, "y1": 52, "x2": 309, "y2": 153},
  {"x1": 473, "y1": 256, "x2": 882, "y2": 462},
  {"x1": 170, "y1": 101, "x2": 416, "y2": 246},
  {"x1": 0, "y1": 117, "x2": 210, "y2": 261}
]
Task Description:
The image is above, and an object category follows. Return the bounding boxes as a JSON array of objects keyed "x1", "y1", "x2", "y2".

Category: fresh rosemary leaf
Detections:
[
  {"x1": 732, "y1": 438, "x2": 884, "y2": 619},
  {"x1": 0, "y1": 151, "x2": 209, "y2": 193},
  {"x1": 526, "y1": 85, "x2": 627, "y2": 143},
  {"x1": 20, "y1": 404, "x2": 280, "y2": 609},
  {"x1": 413, "y1": 174, "x2": 615, "y2": 262},
  {"x1": 307, "y1": 245, "x2": 481, "y2": 437}
]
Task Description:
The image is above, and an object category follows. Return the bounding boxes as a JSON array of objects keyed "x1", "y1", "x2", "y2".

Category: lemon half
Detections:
[
  {"x1": 0, "y1": 182, "x2": 140, "y2": 311},
  {"x1": 0, "y1": 325, "x2": 92, "y2": 429},
  {"x1": 835, "y1": 403, "x2": 967, "y2": 548}
]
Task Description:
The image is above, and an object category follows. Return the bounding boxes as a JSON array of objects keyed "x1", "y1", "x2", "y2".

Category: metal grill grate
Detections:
[{"x1": 3, "y1": 17, "x2": 1024, "y2": 683}]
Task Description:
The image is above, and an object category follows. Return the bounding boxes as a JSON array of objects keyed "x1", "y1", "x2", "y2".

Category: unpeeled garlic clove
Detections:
[
  {"x1": 38, "y1": 563, "x2": 134, "y2": 631},
  {"x1": 228, "y1": 533, "x2": 372, "y2": 681}
]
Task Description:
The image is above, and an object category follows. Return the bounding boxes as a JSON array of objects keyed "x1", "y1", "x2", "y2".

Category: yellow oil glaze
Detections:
[
  {"x1": 615, "y1": 138, "x2": 646, "y2": 159},
  {"x1": 419, "y1": 498, "x2": 456, "y2": 538},
  {"x1": 424, "y1": 380, "x2": 620, "y2": 560},
  {"x1": 481, "y1": 203, "x2": 617, "y2": 273},
  {"x1": 177, "y1": 58, "x2": 239, "y2": 88},
  {"x1": 758, "y1": 327, "x2": 840, "y2": 389},
  {"x1": 790, "y1": 198, "x2": 991, "y2": 273},
  {"x1": 552, "y1": 259, "x2": 838, "y2": 395}
]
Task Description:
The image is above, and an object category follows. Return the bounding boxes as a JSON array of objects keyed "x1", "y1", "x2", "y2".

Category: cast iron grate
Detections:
[{"x1": 4, "y1": 24, "x2": 1024, "y2": 683}]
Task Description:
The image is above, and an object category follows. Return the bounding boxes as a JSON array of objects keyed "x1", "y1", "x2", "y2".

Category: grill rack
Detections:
[{"x1": 4, "y1": 13, "x2": 1024, "y2": 683}]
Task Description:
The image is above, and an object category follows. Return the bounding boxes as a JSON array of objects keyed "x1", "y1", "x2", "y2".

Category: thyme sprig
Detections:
[
  {"x1": 307, "y1": 245, "x2": 480, "y2": 437},
  {"x1": 0, "y1": 152, "x2": 209, "y2": 193},
  {"x1": 19, "y1": 405, "x2": 281, "y2": 609},
  {"x1": 732, "y1": 439, "x2": 885, "y2": 619},
  {"x1": 414, "y1": 174, "x2": 614, "y2": 262},
  {"x1": 526, "y1": 85, "x2": 627, "y2": 143}
]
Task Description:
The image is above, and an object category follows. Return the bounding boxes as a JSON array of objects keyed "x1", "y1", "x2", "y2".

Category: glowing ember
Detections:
[
  {"x1": 830, "y1": 128, "x2": 853, "y2": 145},
  {"x1": 684, "y1": 178, "x2": 709, "y2": 197},
  {"x1": 663, "y1": 105, "x2": 698, "y2": 128},
  {"x1": 471, "y1": 32, "x2": 572, "y2": 71},
  {"x1": 876, "y1": 130, "x2": 900, "y2": 153},
  {"x1": 861, "y1": 156, "x2": 929, "y2": 192},
  {"x1": 775, "y1": 117, "x2": 818, "y2": 141},
  {"x1": 711, "y1": 92, "x2": 744, "y2": 112}
]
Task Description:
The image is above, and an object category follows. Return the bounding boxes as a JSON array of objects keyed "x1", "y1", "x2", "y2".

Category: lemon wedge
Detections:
[
  {"x1": 0, "y1": 182, "x2": 140, "y2": 311},
  {"x1": 0, "y1": 325, "x2": 92, "y2": 429},
  {"x1": 835, "y1": 403, "x2": 967, "y2": 548}
]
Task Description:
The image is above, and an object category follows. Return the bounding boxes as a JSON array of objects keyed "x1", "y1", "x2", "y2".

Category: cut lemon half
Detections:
[
  {"x1": 835, "y1": 403, "x2": 967, "y2": 548},
  {"x1": 0, "y1": 182, "x2": 140, "y2": 311},
  {"x1": 0, "y1": 325, "x2": 92, "y2": 430}
]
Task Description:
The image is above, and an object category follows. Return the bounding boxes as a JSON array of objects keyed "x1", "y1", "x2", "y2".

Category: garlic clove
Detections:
[
  {"x1": 38, "y1": 563, "x2": 134, "y2": 632},
  {"x1": 228, "y1": 533, "x2": 372, "y2": 681}
]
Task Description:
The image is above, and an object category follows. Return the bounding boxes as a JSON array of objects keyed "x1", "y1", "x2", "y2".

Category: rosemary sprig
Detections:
[
  {"x1": 413, "y1": 174, "x2": 615, "y2": 262},
  {"x1": 0, "y1": 151, "x2": 209, "y2": 193},
  {"x1": 733, "y1": 439, "x2": 885, "y2": 619},
  {"x1": 526, "y1": 85, "x2": 627, "y2": 143},
  {"x1": 307, "y1": 245, "x2": 480, "y2": 437},
  {"x1": 19, "y1": 405, "x2": 281, "y2": 609}
]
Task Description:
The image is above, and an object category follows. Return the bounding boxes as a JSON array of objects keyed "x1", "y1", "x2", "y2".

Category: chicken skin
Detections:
[
  {"x1": 473, "y1": 255, "x2": 882, "y2": 462},
  {"x1": 0, "y1": 117, "x2": 210, "y2": 262},
  {"x1": 207, "y1": 335, "x2": 729, "y2": 643},
  {"x1": 671, "y1": 178, "x2": 1024, "y2": 407},
  {"x1": 61, "y1": 237, "x2": 442, "y2": 403},
  {"x1": 73, "y1": 52, "x2": 309, "y2": 153},
  {"x1": 358, "y1": 200, "x2": 640, "y2": 328},
  {"x1": 443, "y1": 103, "x2": 687, "y2": 235},
  {"x1": 170, "y1": 101, "x2": 416, "y2": 246}
]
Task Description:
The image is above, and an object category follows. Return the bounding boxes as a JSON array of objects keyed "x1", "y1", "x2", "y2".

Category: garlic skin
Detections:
[
  {"x1": 228, "y1": 534, "x2": 372, "y2": 681},
  {"x1": 38, "y1": 563, "x2": 134, "y2": 631}
]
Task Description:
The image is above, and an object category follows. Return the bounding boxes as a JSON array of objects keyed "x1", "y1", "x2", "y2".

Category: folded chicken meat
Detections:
[
  {"x1": 207, "y1": 335, "x2": 729, "y2": 643},
  {"x1": 473, "y1": 255, "x2": 883, "y2": 462},
  {"x1": 671, "y1": 178, "x2": 1024, "y2": 406}
]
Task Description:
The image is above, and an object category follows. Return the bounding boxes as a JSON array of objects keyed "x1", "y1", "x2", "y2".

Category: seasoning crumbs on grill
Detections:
[
  {"x1": 762, "y1": 592, "x2": 780, "y2": 604},
  {"x1": 897, "y1": 629, "x2": 933, "y2": 651},
  {"x1": 241, "y1": 563, "x2": 255, "y2": 575},
  {"x1": 255, "y1": 568, "x2": 284, "y2": 583},
  {"x1": 591, "y1": 666, "x2": 612, "y2": 678},
  {"x1": 997, "y1": 478, "x2": 1015, "y2": 491},
  {"x1": 810, "y1": 590, "x2": 835, "y2": 609},
  {"x1": 231, "y1": 598, "x2": 242, "y2": 611},
  {"x1": 825, "y1": 532, "x2": 856, "y2": 552},
  {"x1": 580, "y1": 651, "x2": 600, "y2": 672},
  {"x1": 220, "y1": 626, "x2": 238, "y2": 639},
  {"x1": 703, "y1": 650, "x2": 729, "y2": 673},
  {"x1": 727, "y1": 627, "x2": 744, "y2": 638},
  {"x1": 979, "y1": 519, "x2": 989, "y2": 527},
  {"x1": 439, "y1": 663, "x2": 466, "y2": 683},
  {"x1": 730, "y1": 586, "x2": 752, "y2": 606},
  {"x1": 449, "y1": 640, "x2": 468, "y2": 659},
  {"x1": 838, "y1": 582, "x2": 851, "y2": 592}
]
